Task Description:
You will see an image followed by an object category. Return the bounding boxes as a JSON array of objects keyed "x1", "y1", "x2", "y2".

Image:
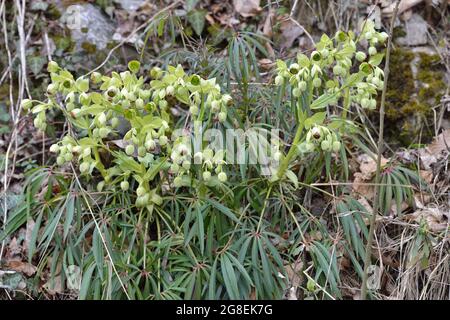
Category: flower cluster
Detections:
[
  {"x1": 23, "y1": 60, "x2": 232, "y2": 210},
  {"x1": 299, "y1": 125, "x2": 341, "y2": 153},
  {"x1": 149, "y1": 65, "x2": 232, "y2": 122},
  {"x1": 169, "y1": 137, "x2": 227, "y2": 187},
  {"x1": 274, "y1": 23, "x2": 388, "y2": 111}
]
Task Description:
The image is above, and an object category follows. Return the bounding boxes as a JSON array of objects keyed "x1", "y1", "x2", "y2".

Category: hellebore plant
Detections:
[
  {"x1": 24, "y1": 21, "x2": 388, "y2": 212},
  {"x1": 273, "y1": 21, "x2": 388, "y2": 181},
  {"x1": 23, "y1": 60, "x2": 232, "y2": 210}
]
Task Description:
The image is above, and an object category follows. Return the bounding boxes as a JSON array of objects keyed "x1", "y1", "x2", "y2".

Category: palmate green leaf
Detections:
[
  {"x1": 220, "y1": 254, "x2": 240, "y2": 299},
  {"x1": 385, "y1": 174, "x2": 393, "y2": 215},
  {"x1": 187, "y1": 9, "x2": 206, "y2": 36},
  {"x1": 63, "y1": 194, "x2": 75, "y2": 240},
  {"x1": 205, "y1": 199, "x2": 240, "y2": 224},
  {"x1": 226, "y1": 252, "x2": 253, "y2": 286},
  {"x1": 79, "y1": 262, "x2": 96, "y2": 300},
  {"x1": 197, "y1": 205, "x2": 205, "y2": 255},
  {"x1": 208, "y1": 258, "x2": 218, "y2": 299},
  {"x1": 28, "y1": 209, "x2": 43, "y2": 262},
  {"x1": 93, "y1": 227, "x2": 104, "y2": 280}
]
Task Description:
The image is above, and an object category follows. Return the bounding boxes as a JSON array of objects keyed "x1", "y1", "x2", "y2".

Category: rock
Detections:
[
  {"x1": 119, "y1": 0, "x2": 146, "y2": 12},
  {"x1": 397, "y1": 13, "x2": 428, "y2": 46},
  {"x1": 60, "y1": 4, "x2": 115, "y2": 50}
]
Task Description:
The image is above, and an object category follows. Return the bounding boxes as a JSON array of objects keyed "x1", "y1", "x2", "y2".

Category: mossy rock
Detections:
[{"x1": 383, "y1": 47, "x2": 446, "y2": 147}]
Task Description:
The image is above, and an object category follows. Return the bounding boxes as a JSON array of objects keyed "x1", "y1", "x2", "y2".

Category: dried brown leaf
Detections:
[
  {"x1": 7, "y1": 260, "x2": 37, "y2": 277},
  {"x1": 233, "y1": 0, "x2": 261, "y2": 18}
]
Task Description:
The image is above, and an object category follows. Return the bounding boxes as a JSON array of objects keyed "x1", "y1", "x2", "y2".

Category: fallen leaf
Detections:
[
  {"x1": 263, "y1": 8, "x2": 274, "y2": 38},
  {"x1": 7, "y1": 237, "x2": 22, "y2": 258},
  {"x1": 24, "y1": 218, "x2": 36, "y2": 255},
  {"x1": 382, "y1": 0, "x2": 424, "y2": 16},
  {"x1": 357, "y1": 153, "x2": 389, "y2": 180},
  {"x1": 427, "y1": 129, "x2": 450, "y2": 156},
  {"x1": 279, "y1": 18, "x2": 304, "y2": 49},
  {"x1": 408, "y1": 207, "x2": 449, "y2": 233},
  {"x1": 416, "y1": 129, "x2": 450, "y2": 169},
  {"x1": 7, "y1": 260, "x2": 37, "y2": 277},
  {"x1": 258, "y1": 58, "x2": 274, "y2": 71},
  {"x1": 233, "y1": 0, "x2": 262, "y2": 18}
]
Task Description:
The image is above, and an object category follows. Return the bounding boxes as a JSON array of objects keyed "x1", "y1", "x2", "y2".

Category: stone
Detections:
[
  {"x1": 397, "y1": 13, "x2": 428, "y2": 46},
  {"x1": 118, "y1": 0, "x2": 146, "y2": 12},
  {"x1": 60, "y1": 4, "x2": 116, "y2": 50}
]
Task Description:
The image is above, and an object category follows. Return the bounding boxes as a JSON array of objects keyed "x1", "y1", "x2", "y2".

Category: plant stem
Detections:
[
  {"x1": 277, "y1": 122, "x2": 304, "y2": 180},
  {"x1": 342, "y1": 87, "x2": 350, "y2": 119},
  {"x1": 360, "y1": 0, "x2": 400, "y2": 300}
]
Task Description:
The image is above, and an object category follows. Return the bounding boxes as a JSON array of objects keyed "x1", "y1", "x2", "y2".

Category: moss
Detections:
[
  {"x1": 81, "y1": 42, "x2": 97, "y2": 54},
  {"x1": 382, "y1": 48, "x2": 446, "y2": 147}
]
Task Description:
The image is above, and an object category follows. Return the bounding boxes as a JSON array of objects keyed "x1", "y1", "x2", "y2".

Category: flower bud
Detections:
[
  {"x1": 166, "y1": 85, "x2": 174, "y2": 96},
  {"x1": 97, "y1": 181, "x2": 105, "y2": 192},
  {"x1": 64, "y1": 153, "x2": 73, "y2": 162},
  {"x1": 50, "y1": 144, "x2": 60, "y2": 153},
  {"x1": 218, "y1": 172, "x2": 227, "y2": 183},
  {"x1": 72, "y1": 146, "x2": 82, "y2": 154},
  {"x1": 368, "y1": 46, "x2": 377, "y2": 56},
  {"x1": 80, "y1": 162, "x2": 90, "y2": 173},
  {"x1": 135, "y1": 98, "x2": 144, "y2": 109},
  {"x1": 218, "y1": 112, "x2": 227, "y2": 123},
  {"x1": 56, "y1": 156, "x2": 65, "y2": 165},
  {"x1": 83, "y1": 147, "x2": 91, "y2": 157},
  {"x1": 313, "y1": 78, "x2": 322, "y2": 88},
  {"x1": 111, "y1": 117, "x2": 119, "y2": 128},
  {"x1": 47, "y1": 61, "x2": 59, "y2": 73},
  {"x1": 203, "y1": 171, "x2": 211, "y2": 181},
  {"x1": 145, "y1": 139, "x2": 156, "y2": 151},
  {"x1": 321, "y1": 140, "x2": 331, "y2": 151},
  {"x1": 189, "y1": 105, "x2": 199, "y2": 115},
  {"x1": 222, "y1": 94, "x2": 232, "y2": 106},
  {"x1": 355, "y1": 51, "x2": 366, "y2": 62},
  {"x1": 299, "y1": 81, "x2": 307, "y2": 91},
  {"x1": 90, "y1": 71, "x2": 102, "y2": 83},
  {"x1": 21, "y1": 99, "x2": 33, "y2": 110},
  {"x1": 159, "y1": 100, "x2": 168, "y2": 109},
  {"x1": 173, "y1": 176, "x2": 183, "y2": 188},
  {"x1": 379, "y1": 32, "x2": 388, "y2": 43},
  {"x1": 274, "y1": 75, "x2": 284, "y2": 86},
  {"x1": 361, "y1": 98, "x2": 370, "y2": 108},
  {"x1": 125, "y1": 144, "x2": 135, "y2": 156},
  {"x1": 98, "y1": 112, "x2": 107, "y2": 125},
  {"x1": 332, "y1": 141, "x2": 341, "y2": 152},
  {"x1": 137, "y1": 146, "x2": 146, "y2": 157},
  {"x1": 136, "y1": 186, "x2": 146, "y2": 197},
  {"x1": 211, "y1": 100, "x2": 220, "y2": 112},
  {"x1": 182, "y1": 160, "x2": 190, "y2": 170},
  {"x1": 159, "y1": 136, "x2": 168, "y2": 146},
  {"x1": 120, "y1": 180, "x2": 129, "y2": 191}
]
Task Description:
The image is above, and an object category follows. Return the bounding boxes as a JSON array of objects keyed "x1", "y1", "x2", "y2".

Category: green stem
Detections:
[
  {"x1": 342, "y1": 87, "x2": 350, "y2": 119},
  {"x1": 277, "y1": 122, "x2": 304, "y2": 180},
  {"x1": 93, "y1": 146, "x2": 108, "y2": 178},
  {"x1": 197, "y1": 93, "x2": 205, "y2": 123}
]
